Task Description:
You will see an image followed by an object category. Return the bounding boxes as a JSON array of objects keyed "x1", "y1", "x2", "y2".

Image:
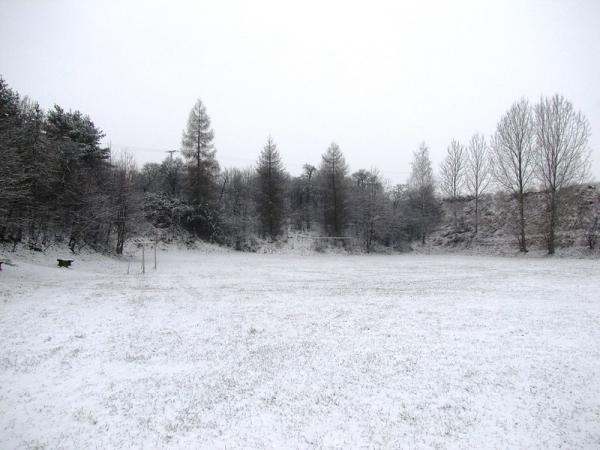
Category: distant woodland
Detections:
[{"x1": 1, "y1": 77, "x2": 598, "y2": 255}]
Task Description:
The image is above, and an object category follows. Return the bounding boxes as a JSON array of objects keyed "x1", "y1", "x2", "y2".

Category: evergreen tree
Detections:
[
  {"x1": 0, "y1": 78, "x2": 138, "y2": 253},
  {"x1": 181, "y1": 99, "x2": 219, "y2": 206},
  {"x1": 0, "y1": 78, "x2": 26, "y2": 242},
  {"x1": 255, "y1": 136, "x2": 286, "y2": 239},
  {"x1": 45, "y1": 105, "x2": 110, "y2": 251},
  {"x1": 319, "y1": 142, "x2": 348, "y2": 236},
  {"x1": 18, "y1": 97, "x2": 52, "y2": 244}
]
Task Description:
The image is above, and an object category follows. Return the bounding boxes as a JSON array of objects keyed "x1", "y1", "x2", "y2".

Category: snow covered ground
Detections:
[{"x1": 1, "y1": 248, "x2": 599, "y2": 449}]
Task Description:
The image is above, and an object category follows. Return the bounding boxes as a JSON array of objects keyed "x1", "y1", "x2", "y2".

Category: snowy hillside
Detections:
[{"x1": 422, "y1": 183, "x2": 600, "y2": 256}]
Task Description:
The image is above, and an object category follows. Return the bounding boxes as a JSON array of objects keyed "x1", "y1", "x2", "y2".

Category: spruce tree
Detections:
[
  {"x1": 255, "y1": 136, "x2": 286, "y2": 239},
  {"x1": 181, "y1": 99, "x2": 219, "y2": 206},
  {"x1": 0, "y1": 78, "x2": 25, "y2": 241},
  {"x1": 319, "y1": 142, "x2": 348, "y2": 236}
]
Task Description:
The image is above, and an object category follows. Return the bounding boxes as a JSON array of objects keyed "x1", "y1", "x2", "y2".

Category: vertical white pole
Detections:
[
  {"x1": 142, "y1": 246, "x2": 145, "y2": 274},
  {"x1": 154, "y1": 242, "x2": 157, "y2": 270}
]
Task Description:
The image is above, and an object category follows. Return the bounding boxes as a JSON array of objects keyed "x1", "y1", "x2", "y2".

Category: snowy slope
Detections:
[
  {"x1": 1, "y1": 250, "x2": 599, "y2": 448},
  {"x1": 425, "y1": 183, "x2": 600, "y2": 256}
]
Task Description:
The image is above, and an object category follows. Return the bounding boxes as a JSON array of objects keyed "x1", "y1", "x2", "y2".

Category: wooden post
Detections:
[
  {"x1": 142, "y1": 246, "x2": 145, "y2": 274},
  {"x1": 154, "y1": 242, "x2": 157, "y2": 270}
]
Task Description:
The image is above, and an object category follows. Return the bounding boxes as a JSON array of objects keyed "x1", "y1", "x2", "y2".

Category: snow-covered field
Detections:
[{"x1": 1, "y1": 249, "x2": 599, "y2": 449}]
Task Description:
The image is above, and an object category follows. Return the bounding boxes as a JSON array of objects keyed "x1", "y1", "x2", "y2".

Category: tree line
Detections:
[
  {"x1": 1, "y1": 78, "x2": 138, "y2": 253},
  {"x1": 438, "y1": 97, "x2": 592, "y2": 254},
  {"x1": 0, "y1": 77, "x2": 594, "y2": 254}
]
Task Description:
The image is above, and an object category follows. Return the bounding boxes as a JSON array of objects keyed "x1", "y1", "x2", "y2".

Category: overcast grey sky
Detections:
[{"x1": 1, "y1": 0, "x2": 599, "y2": 183}]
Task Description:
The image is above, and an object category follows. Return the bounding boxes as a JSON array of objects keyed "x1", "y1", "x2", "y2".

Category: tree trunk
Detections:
[
  {"x1": 474, "y1": 194, "x2": 479, "y2": 234},
  {"x1": 115, "y1": 216, "x2": 125, "y2": 255},
  {"x1": 547, "y1": 191, "x2": 557, "y2": 255},
  {"x1": 68, "y1": 232, "x2": 77, "y2": 253},
  {"x1": 518, "y1": 192, "x2": 527, "y2": 253},
  {"x1": 332, "y1": 161, "x2": 338, "y2": 235},
  {"x1": 421, "y1": 196, "x2": 426, "y2": 245}
]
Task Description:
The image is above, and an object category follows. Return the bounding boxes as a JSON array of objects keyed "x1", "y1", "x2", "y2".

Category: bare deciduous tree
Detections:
[
  {"x1": 161, "y1": 157, "x2": 185, "y2": 197},
  {"x1": 584, "y1": 203, "x2": 600, "y2": 250},
  {"x1": 440, "y1": 139, "x2": 466, "y2": 200},
  {"x1": 349, "y1": 168, "x2": 387, "y2": 252},
  {"x1": 220, "y1": 167, "x2": 257, "y2": 249},
  {"x1": 466, "y1": 133, "x2": 491, "y2": 233},
  {"x1": 534, "y1": 94, "x2": 591, "y2": 254},
  {"x1": 491, "y1": 99, "x2": 535, "y2": 252},
  {"x1": 408, "y1": 143, "x2": 440, "y2": 244},
  {"x1": 113, "y1": 151, "x2": 138, "y2": 255}
]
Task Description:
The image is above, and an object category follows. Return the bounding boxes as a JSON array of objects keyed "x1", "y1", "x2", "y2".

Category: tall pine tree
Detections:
[
  {"x1": 0, "y1": 78, "x2": 26, "y2": 242},
  {"x1": 181, "y1": 99, "x2": 219, "y2": 206},
  {"x1": 255, "y1": 136, "x2": 286, "y2": 239},
  {"x1": 319, "y1": 142, "x2": 348, "y2": 236}
]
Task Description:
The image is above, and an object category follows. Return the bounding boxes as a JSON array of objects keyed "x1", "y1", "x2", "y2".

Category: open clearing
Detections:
[{"x1": 1, "y1": 250, "x2": 599, "y2": 449}]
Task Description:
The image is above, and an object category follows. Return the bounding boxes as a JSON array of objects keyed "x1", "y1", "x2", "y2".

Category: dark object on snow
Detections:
[
  {"x1": 0, "y1": 261, "x2": 3, "y2": 271},
  {"x1": 57, "y1": 259, "x2": 74, "y2": 268}
]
